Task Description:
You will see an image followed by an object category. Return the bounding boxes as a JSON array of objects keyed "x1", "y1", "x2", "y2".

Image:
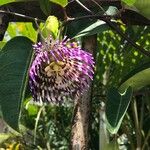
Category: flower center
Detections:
[{"x1": 44, "y1": 61, "x2": 65, "y2": 77}]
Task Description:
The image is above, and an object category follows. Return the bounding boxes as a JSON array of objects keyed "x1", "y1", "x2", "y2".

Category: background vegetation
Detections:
[{"x1": 0, "y1": 0, "x2": 149, "y2": 149}]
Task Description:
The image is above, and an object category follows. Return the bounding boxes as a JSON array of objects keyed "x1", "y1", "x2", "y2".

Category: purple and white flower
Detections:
[{"x1": 29, "y1": 36, "x2": 94, "y2": 104}]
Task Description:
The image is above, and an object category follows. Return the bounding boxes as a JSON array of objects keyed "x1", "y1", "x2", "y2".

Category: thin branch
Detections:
[
  {"x1": 91, "y1": 0, "x2": 106, "y2": 13},
  {"x1": 34, "y1": 18, "x2": 45, "y2": 41},
  {"x1": 142, "y1": 131, "x2": 150, "y2": 150},
  {"x1": 34, "y1": 106, "x2": 45, "y2": 144},
  {"x1": 63, "y1": 14, "x2": 111, "y2": 24},
  {"x1": 131, "y1": 98, "x2": 142, "y2": 149},
  {"x1": 75, "y1": 0, "x2": 93, "y2": 15},
  {"x1": 0, "y1": 10, "x2": 44, "y2": 22}
]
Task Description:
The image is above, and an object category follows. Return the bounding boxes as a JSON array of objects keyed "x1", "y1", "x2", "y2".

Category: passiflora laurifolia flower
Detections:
[{"x1": 29, "y1": 36, "x2": 94, "y2": 104}]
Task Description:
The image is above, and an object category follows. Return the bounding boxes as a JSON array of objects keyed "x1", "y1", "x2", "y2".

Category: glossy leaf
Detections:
[
  {"x1": 134, "y1": 0, "x2": 150, "y2": 19},
  {"x1": 106, "y1": 87, "x2": 133, "y2": 134},
  {"x1": 49, "y1": 0, "x2": 68, "y2": 7},
  {"x1": 119, "y1": 62, "x2": 150, "y2": 93},
  {"x1": 74, "y1": 20, "x2": 110, "y2": 38},
  {"x1": 0, "y1": 36, "x2": 33, "y2": 130},
  {"x1": 67, "y1": 20, "x2": 111, "y2": 39}
]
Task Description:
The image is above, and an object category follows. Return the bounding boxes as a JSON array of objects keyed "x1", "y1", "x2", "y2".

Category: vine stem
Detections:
[
  {"x1": 131, "y1": 98, "x2": 142, "y2": 150},
  {"x1": 142, "y1": 131, "x2": 150, "y2": 150},
  {"x1": 34, "y1": 106, "x2": 45, "y2": 144},
  {"x1": 0, "y1": 10, "x2": 44, "y2": 22}
]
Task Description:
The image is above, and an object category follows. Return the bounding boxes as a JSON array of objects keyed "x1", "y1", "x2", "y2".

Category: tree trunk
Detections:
[{"x1": 70, "y1": 35, "x2": 97, "y2": 150}]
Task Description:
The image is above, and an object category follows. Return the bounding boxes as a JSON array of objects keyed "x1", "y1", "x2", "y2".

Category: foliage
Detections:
[
  {"x1": 0, "y1": 37, "x2": 33, "y2": 130},
  {"x1": 0, "y1": 0, "x2": 150, "y2": 150},
  {"x1": 122, "y1": 0, "x2": 150, "y2": 19},
  {"x1": 106, "y1": 87, "x2": 133, "y2": 134}
]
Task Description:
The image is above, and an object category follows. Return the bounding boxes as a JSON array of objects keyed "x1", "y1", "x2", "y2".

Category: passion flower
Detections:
[{"x1": 29, "y1": 36, "x2": 94, "y2": 104}]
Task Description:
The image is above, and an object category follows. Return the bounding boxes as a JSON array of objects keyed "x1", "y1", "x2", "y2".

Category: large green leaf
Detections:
[
  {"x1": 0, "y1": 36, "x2": 33, "y2": 130},
  {"x1": 74, "y1": 20, "x2": 109, "y2": 38},
  {"x1": 106, "y1": 87, "x2": 133, "y2": 134},
  {"x1": 119, "y1": 62, "x2": 150, "y2": 93}
]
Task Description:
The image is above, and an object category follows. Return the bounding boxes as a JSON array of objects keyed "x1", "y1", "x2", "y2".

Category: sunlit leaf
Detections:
[
  {"x1": 0, "y1": 133, "x2": 11, "y2": 143},
  {"x1": 119, "y1": 62, "x2": 150, "y2": 92},
  {"x1": 25, "y1": 98, "x2": 39, "y2": 116},
  {"x1": 0, "y1": 0, "x2": 16, "y2": 5},
  {"x1": 106, "y1": 87, "x2": 133, "y2": 134},
  {"x1": 0, "y1": 41, "x2": 6, "y2": 49},
  {"x1": 6, "y1": 23, "x2": 37, "y2": 42},
  {"x1": 42, "y1": 16, "x2": 59, "y2": 39},
  {"x1": 122, "y1": 0, "x2": 136, "y2": 6},
  {"x1": 0, "y1": 36, "x2": 33, "y2": 130},
  {"x1": 49, "y1": 0, "x2": 68, "y2": 7}
]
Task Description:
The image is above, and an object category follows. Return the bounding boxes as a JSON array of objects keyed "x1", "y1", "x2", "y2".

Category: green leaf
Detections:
[
  {"x1": 42, "y1": 16, "x2": 59, "y2": 39},
  {"x1": 74, "y1": 20, "x2": 110, "y2": 38},
  {"x1": 0, "y1": 36, "x2": 33, "y2": 130},
  {"x1": 49, "y1": 0, "x2": 68, "y2": 7},
  {"x1": 122, "y1": 0, "x2": 150, "y2": 19},
  {"x1": 0, "y1": 0, "x2": 15, "y2": 5},
  {"x1": 66, "y1": 20, "x2": 111, "y2": 39},
  {"x1": 0, "y1": 41, "x2": 6, "y2": 49},
  {"x1": 122, "y1": 0, "x2": 136, "y2": 6},
  {"x1": 6, "y1": 22, "x2": 37, "y2": 42},
  {"x1": 106, "y1": 87, "x2": 133, "y2": 134},
  {"x1": 25, "y1": 98, "x2": 39, "y2": 116},
  {"x1": 0, "y1": 133, "x2": 11, "y2": 143},
  {"x1": 134, "y1": 0, "x2": 150, "y2": 19},
  {"x1": 105, "y1": 6, "x2": 119, "y2": 16},
  {"x1": 119, "y1": 62, "x2": 150, "y2": 93}
]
